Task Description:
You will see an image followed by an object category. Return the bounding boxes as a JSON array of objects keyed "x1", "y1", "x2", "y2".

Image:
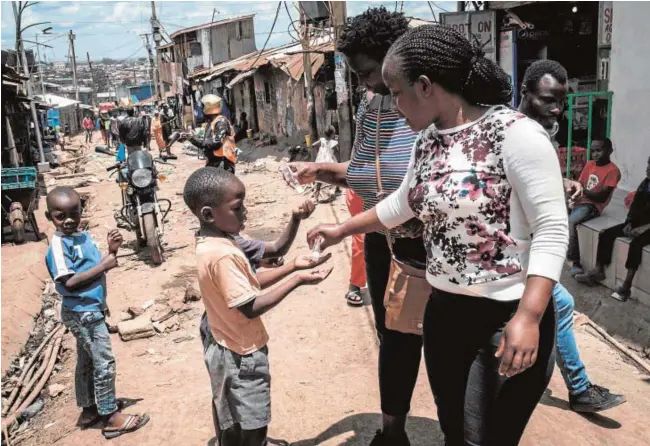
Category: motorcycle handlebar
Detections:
[{"x1": 106, "y1": 164, "x2": 120, "y2": 172}]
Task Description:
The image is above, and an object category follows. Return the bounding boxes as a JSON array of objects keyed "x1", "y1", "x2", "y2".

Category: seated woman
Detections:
[{"x1": 576, "y1": 156, "x2": 650, "y2": 301}]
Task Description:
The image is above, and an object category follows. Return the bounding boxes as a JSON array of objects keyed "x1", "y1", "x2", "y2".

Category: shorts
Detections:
[{"x1": 203, "y1": 334, "x2": 271, "y2": 432}]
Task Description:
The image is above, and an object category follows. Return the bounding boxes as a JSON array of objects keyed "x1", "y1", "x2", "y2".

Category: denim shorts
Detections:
[{"x1": 203, "y1": 331, "x2": 271, "y2": 431}]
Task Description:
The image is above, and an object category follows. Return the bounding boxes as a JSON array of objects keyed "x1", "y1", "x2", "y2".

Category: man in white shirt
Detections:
[{"x1": 519, "y1": 59, "x2": 625, "y2": 414}]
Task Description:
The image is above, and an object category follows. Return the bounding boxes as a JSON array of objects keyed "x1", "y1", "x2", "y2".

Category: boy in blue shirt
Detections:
[{"x1": 45, "y1": 187, "x2": 150, "y2": 439}]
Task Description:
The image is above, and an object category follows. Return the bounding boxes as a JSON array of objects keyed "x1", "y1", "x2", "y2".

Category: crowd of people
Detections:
[{"x1": 43, "y1": 6, "x2": 648, "y2": 446}]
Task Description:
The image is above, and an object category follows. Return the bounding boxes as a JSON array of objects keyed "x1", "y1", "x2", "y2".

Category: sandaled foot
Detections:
[
  {"x1": 611, "y1": 286, "x2": 631, "y2": 302},
  {"x1": 346, "y1": 289, "x2": 363, "y2": 307},
  {"x1": 102, "y1": 411, "x2": 150, "y2": 439}
]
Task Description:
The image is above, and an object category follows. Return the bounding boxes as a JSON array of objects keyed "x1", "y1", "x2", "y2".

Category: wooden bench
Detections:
[{"x1": 577, "y1": 188, "x2": 650, "y2": 305}]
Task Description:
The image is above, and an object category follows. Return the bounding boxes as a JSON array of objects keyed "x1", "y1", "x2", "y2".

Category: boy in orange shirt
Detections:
[
  {"x1": 568, "y1": 139, "x2": 621, "y2": 275},
  {"x1": 183, "y1": 167, "x2": 332, "y2": 446}
]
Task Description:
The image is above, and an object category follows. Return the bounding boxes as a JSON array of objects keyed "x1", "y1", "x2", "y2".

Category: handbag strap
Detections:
[{"x1": 373, "y1": 96, "x2": 395, "y2": 254}]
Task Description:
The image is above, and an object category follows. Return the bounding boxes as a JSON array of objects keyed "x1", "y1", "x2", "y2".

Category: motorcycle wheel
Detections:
[
  {"x1": 143, "y1": 213, "x2": 164, "y2": 265},
  {"x1": 10, "y1": 202, "x2": 26, "y2": 244}
]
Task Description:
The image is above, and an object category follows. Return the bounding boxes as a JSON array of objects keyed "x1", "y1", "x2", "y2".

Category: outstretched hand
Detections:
[
  {"x1": 292, "y1": 199, "x2": 316, "y2": 220},
  {"x1": 287, "y1": 162, "x2": 318, "y2": 185},
  {"x1": 298, "y1": 265, "x2": 334, "y2": 285},
  {"x1": 307, "y1": 224, "x2": 344, "y2": 251},
  {"x1": 293, "y1": 252, "x2": 332, "y2": 270}
]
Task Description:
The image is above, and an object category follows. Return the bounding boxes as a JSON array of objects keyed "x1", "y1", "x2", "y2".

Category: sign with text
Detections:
[
  {"x1": 599, "y1": 1, "x2": 613, "y2": 46},
  {"x1": 441, "y1": 11, "x2": 497, "y2": 62}
]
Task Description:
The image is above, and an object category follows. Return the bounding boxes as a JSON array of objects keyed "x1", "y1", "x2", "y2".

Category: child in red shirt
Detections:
[{"x1": 568, "y1": 139, "x2": 621, "y2": 275}]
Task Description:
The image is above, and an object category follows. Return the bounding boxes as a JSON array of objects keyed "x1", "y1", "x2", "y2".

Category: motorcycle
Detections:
[{"x1": 95, "y1": 146, "x2": 173, "y2": 265}]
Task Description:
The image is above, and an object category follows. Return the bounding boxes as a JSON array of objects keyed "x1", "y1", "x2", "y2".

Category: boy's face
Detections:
[
  {"x1": 591, "y1": 141, "x2": 611, "y2": 164},
  {"x1": 201, "y1": 178, "x2": 247, "y2": 234},
  {"x1": 46, "y1": 195, "x2": 82, "y2": 236}
]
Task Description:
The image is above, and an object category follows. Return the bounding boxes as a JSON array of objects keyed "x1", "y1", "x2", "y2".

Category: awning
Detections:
[{"x1": 226, "y1": 69, "x2": 257, "y2": 89}]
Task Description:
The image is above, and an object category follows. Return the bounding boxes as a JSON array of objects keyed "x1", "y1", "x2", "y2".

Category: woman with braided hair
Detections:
[
  {"x1": 285, "y1": 7, "x2": 426, "y2": 445},
  {"x1": 308, "y1": 25, "x2": 569, "y2": 445}
]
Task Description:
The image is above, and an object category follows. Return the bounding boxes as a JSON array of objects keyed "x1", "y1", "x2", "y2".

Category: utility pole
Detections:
[
  {"x1": 68, "y1": 30, "x2": 79, "y2": 101},
  {"x1": 35, "y1": 33, "x2": 45, "y2": 94},
  {"x1": 299, "y1": 4, "x2": 318, "y2": 158},
  {"x1": 330, "y1": 1, "x2": 354, "y2": 162},
  {"x1": 87, "y1": 52, "x2": 96, "y2": 107},
  {"x1": 150, "y1": 1, "x2": 164, "y2": 101},
  {"x1": 142, "y1": 33, "x2": 160, "y2": 100},
  {"x1": 12, "y1": 2, "x2": 47, "y2": 171}
]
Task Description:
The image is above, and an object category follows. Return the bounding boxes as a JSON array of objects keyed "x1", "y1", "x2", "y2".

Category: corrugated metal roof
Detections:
[
  {"x1": 170, "y1": 14, "x2": 255, "y2": 39},
  {"x1": 408, "y1": 17, "x2": 437, "y2": 27},
  {"x1": 34, "y1": 94, "x2": 80, "y2": 109},
  {"x1": 193, "y1": 34, "x2": 333, "y2": 83}
]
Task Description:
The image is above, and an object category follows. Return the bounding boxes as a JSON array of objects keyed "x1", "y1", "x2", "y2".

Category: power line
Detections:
[
  {"x1": 246, "y1": 2, "x2": 282, "y2": 70},
  {"x1": 431, "y1": 2, "x2": 451, "y2": 13},
  {"x1": 427, "y1": 1, "x2": 439, "y2": 22},
  {"x1": 284, "y1": 1, "x2": 301, "y2": 42}
]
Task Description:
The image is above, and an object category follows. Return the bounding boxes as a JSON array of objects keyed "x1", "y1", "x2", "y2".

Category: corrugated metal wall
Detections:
[{"x1": 210, "y1": 18, "x2": 257, "y2": 65}]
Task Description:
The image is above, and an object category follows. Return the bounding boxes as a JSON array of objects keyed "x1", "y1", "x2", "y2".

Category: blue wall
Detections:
[{"x1": 128, "y1": 83, "x2": 155, "y2": 102}]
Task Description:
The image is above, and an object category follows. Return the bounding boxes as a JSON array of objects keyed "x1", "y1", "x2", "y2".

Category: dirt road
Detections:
[{"x1": 5, "y1": 136, "x2": 650, "y2": 445}]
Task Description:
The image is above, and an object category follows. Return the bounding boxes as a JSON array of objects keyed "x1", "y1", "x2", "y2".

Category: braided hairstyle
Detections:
[
  {"x1": 337, "y1": 6, "x2": 410, "y2": 62},
  {"x1": 386, "y1": 25, "x2": 512, "y2": 106}
]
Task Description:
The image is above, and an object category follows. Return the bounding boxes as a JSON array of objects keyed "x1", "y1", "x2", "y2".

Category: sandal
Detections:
[
  {"x1": 346, "y1": 289, "x2": 363, "y2": 307},
  {"x1": 611, "y1": 286, "x2": 631, "y2": 302},
  {"x1": 102, "y1": 413, "x2": 150, "y2": 439}
]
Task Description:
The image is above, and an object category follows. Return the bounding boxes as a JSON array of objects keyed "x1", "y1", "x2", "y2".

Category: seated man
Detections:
[
  {"x1": 576, "y1": 156, "x2": 650, "y2": 301},
  {"x1": 568, "y1": 138, "x2": 621, "y2": 275}
]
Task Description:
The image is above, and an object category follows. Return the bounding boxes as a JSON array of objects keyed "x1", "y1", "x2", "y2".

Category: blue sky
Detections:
[{"x1": 1, "y1": 1, "x2": 456, "y2": 62}]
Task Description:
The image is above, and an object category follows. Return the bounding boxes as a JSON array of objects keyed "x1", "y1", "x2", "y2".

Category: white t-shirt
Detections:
[
  {"x1": 315, "y1": 138, "x2": 338, "y2": 164},
  {"x1": 376, "y1": 106, "x2": 568, "y2": 301}
]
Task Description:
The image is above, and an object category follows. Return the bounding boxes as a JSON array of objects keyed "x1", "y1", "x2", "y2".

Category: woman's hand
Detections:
[
  {"x1": 495, "y1": 312, "x2": 540, "y2": 377},
  {"x1": 288, "y1": 162, "x2": 318, "y2": 185},
  {"x1": 307, "y1": 224, "x2": 345, "y2": 251}
]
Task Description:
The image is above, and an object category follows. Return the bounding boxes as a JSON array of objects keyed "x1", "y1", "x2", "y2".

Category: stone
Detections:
[
  {"x1": 141, "y1": 299, "x2": 154, "y2": 310},
  {"x1": 19, "y1": 398, "x2": 44, "y2": 421},
  {"x1": 43, "y1": 308, "x2": 57, "y2": 319},
  {"x1": 118, "y1": 315, "x2": 155, "y2": 341},
  {"x1": 153, "y1": 322, "x2": 165, "y2": 334},
  {"x1": 127, "y1": 306, "x2": 144, "y2": 318},
  {"x1": 47, "y1": 383, "x2": 66, "y2": 398},
  {"x1": 118, "y1": 312, "x2": 133, "y2": 322},
  {"x1": 151, "y1": 306, "x2": 174, "y2": 323},
  {"x1": 184, "y1": 283, "x2": 201, "y2": 303}
]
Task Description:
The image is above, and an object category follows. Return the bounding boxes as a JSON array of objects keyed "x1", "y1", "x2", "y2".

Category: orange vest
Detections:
[{"x1": 210, "y1": 115, "x2": 237, "y2": 164}]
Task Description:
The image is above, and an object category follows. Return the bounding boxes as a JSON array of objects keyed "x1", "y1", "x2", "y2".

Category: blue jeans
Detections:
[
  {"x1": 61, "y1": 307, "x2": 118, "y2": 416},
  {"x1": 553, "y1": 284, "x2": 590, "y2": 395},
  {"x1": 567, "y1": 204, "x2": 599, "y2": 263}
]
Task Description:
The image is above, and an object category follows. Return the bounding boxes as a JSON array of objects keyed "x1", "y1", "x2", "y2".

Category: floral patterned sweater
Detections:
[{"x1": 376, "y1": 106, "x2": 569, "y2": 301}]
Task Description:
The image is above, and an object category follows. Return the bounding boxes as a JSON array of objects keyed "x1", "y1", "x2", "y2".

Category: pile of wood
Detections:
[{"x1": 1, "y1": 324, "x2": 65, "y2": 435}]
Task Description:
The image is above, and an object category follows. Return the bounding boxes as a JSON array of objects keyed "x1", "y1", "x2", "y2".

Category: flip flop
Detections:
[
  {"x1": 102, "y1": 413, "x2": 150, "y2": 439},
  {"x1": 346, "y1": 290, "x2": 364, "y2": 307}
]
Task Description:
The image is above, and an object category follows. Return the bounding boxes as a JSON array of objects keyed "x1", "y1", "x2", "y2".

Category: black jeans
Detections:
[
  {"x1": 597, "y1": 223, "x2": 650, "y2": 269},
  {"x1": 364, "y1": 231, "x2": 427, "y2": 417},
  {"x1": 423, "y1": 289, "x2": 555, "y2": 446}
]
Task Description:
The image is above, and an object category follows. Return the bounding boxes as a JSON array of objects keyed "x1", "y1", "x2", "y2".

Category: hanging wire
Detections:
[
  {"x1": 284, "y1": 1, "x2": 302, "y2": 43},
  {"x1": 427, "y1": 1, "x2": 439, "y2": 22},
  {"x1": 246, "y1": 1, "x2": 282, "y2": 70}
]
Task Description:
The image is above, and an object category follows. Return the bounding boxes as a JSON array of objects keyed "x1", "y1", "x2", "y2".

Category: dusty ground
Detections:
[{"x1": 2, "y1": 133, "x2": 650, "y2": 445}]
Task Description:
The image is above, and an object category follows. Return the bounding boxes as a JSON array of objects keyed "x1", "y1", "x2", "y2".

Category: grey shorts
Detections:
[{"x1": 204, "y1": 337, "x2": 271, "y2": 432}]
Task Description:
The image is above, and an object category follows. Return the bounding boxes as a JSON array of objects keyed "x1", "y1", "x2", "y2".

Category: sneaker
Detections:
[
  {"x1": 570, "y1": 263, "x2": 584, "y2": 276},
  {"x1": 569, "y1": 384, "x2": 626, "y2": 413},
  {"x1": 611, "y1": 286, "x2": 631, "y2": 302},
  {"x1": 369, "y1": 430, "x2": 410, "y2": 446},
  {"x1": 575, "y1": 269, "x2": 605, "y2": 286}
]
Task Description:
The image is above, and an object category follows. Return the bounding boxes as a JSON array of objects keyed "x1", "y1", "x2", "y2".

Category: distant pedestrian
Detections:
[
  {"x1": 82, "y1": 116, "x2": 94, "y2": 144},
  {"x1": 44, "y1": 187, "x2": 150, "y2": 439}
]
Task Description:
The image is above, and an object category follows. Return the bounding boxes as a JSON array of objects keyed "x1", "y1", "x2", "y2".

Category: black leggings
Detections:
[
  {"x1": 596, "y1": 223, "x2": 650, "y2": 269},
  {"x1": 424, "y1": 289, "x2": 555, "y2": 446},
  {"x1": 364, "y1": 231, "x2": 427, "y2": 417}
]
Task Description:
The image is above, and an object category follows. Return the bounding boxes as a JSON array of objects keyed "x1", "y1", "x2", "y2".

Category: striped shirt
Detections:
[{"x1": 346, "y1": 93, "x2": 422, "y2": 238}]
